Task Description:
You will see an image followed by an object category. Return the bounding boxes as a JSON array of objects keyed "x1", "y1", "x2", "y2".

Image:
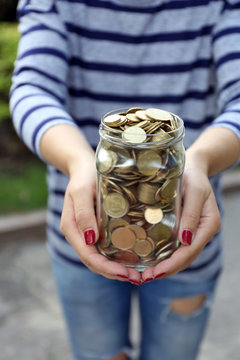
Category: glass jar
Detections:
[{"x1": 96, "y1": 107, "x2": 185, "y2": 271}]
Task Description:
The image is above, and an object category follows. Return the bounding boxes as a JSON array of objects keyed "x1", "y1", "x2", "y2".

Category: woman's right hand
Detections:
[{"x1": 60, "y1": 157, "x2": 141, "y2": 284}]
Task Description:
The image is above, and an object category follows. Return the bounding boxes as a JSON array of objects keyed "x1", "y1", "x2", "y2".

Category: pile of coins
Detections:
[{"x1": 96, "y1": 107, "x2": 185, "y2": 269}]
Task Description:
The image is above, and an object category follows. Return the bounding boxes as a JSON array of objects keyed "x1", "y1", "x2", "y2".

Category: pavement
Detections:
[{"x1": 0, "y1": 170, "x2": 240, "y2": 360}]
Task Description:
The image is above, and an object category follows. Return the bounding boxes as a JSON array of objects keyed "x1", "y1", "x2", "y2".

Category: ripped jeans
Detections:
[{"x1": 50, "y1": 251, "x2": 218, "y2": 360}]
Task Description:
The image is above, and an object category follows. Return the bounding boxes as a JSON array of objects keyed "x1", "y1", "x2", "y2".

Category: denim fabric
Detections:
[{"x1": 50, "y1": 251, "x2": 218, "y2": 360}]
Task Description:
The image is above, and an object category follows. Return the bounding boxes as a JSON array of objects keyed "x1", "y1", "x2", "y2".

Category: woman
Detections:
[{"x1": 11, "y1": 0, "x2": 240, "y2": 359}]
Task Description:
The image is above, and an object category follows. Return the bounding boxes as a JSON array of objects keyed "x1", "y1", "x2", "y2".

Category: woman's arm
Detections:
[
  {"x1": 40, "y1": 124, "x2": 142, "y2": 283},
  {"x1": 142, "y1": 126, "x2": 240, "y2": 282}
]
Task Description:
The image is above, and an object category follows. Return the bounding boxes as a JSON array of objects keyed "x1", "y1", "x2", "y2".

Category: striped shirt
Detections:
[{"x1": 10, "y1": 0, "x2": 240, "y2": 283}]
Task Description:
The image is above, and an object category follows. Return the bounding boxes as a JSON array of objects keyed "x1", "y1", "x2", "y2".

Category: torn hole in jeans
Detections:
[{"x1": 170, "y1": 293, "x2": 206, "y2": 316}]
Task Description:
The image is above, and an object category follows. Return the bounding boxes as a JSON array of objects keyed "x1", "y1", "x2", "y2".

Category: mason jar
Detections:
[{"x1": 96, "y1": 107, "x2": 185, "y2": 271}]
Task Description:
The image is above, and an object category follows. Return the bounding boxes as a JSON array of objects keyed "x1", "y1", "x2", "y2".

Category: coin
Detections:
[
  {"x1": 113, "y1": 251, "x2": 139, "y2": 264},
  {"x1": 160, "y1": 178, "x2": 178, "y2": 200},
  {"x1": 111, "y1": 227, "x2": 136, "y2": 250},
  {"x1": 97, "y1": 148, "x2": 117, "y2": 173},
  {"x1": 137, "y1": 150, "x2": 162, "y2": 176},
  {"x1": 127, "y1": 107, "x2": 144, "y2": 114},
  {"x1": 98, "y1": 106, "x2": 184, "y2": 267},
  {"x1": 137, "y1": 183, "x2": 158, "y2": 205},
  {"x1": 108, "y1": 218, "x2": 129, "y2": 232},
  {"x1": 135, "y1": 110, "x2": 151, "y2": 121},
  {"x1": 103, "y1": 192, "x2": 129, "y2": 218},
  {"x1": 156, "y1": 249, "x2": 174, "y2": 261},
  {"x1": 133, "y1": 239, "x2": 153, "y2": 257},
  {"x1": 144, "y1": 206, "x2": 163, "y2": 224},
  {"x1": 147, "y1": 223, "x2": 172, "y2": 242},
  {"x1": 126, "y1": 113, "x2": 140, "y2": 123},
  {"x1": 145, "y1": 108, "x2": 172, "y2": 121},
  {"x1": 122, "y1": 126, "x2": 147, "y2": 143},
  {"x1": 127, "y1": 224, "x2": 147, "y2": 239},
  {"x1": 151, "y1": 129, "x2": 171, "y2": 142},
  {"x1": 104, "y1": 113, "x2": 121, "y2": 127}
]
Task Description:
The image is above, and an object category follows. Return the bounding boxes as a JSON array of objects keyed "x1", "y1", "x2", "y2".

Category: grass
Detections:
[
  {"x1": 0, "y1": 22, "x2": 19, "y2": 126},
  {"x1": 0, "y1": 161, "x2": 48, "y2": 214}
]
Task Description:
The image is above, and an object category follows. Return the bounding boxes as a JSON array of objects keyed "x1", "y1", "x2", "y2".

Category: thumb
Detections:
[
  {"x1": 70, "y1": 181, "x2": 99, "y2": 246},
  {"x1": 178, "y1": 180, "x2": 206, "y2": 246}
]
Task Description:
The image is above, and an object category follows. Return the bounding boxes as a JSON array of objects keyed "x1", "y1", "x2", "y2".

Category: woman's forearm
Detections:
[
  {"x1": 40, "y1": 124, "x2": 95, "y2": 176},
  {"x1": 186, "y1": 127, "x2": 240, "y2": 176}
]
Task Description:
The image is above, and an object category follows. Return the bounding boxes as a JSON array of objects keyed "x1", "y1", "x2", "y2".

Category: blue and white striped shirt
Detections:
[{"x1": 10, "y1": 0, "x2": 240, "y2": 283}]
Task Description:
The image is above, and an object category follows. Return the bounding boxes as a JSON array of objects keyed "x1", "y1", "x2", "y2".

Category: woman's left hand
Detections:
[{"x1": 141, "y1": 150, "x2": 222, "y2": 283}]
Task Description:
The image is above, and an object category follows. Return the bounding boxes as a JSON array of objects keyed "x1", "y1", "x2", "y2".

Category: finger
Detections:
[
  {"x1": 149, "y1": 192, "x2": 221, "y2": 279},
  {"x1": 178, "y1": 177, "x2": 208, "y2": 246},
  {"x1": 61, "y1": 193, "x2": 140, "y2": 281},
  {"x1": 69, "y1": 181, "x2": 99, "y2": 246},
  {"x1": 193, "y1": 190, "x2": 221, "y2": 246}
]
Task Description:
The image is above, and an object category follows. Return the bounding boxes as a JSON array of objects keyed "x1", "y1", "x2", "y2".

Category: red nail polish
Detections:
[
  {"x1": 117, "y1": 274, "x2": 129, "y2": 279},
  {"x1": 154, "y1": 272, "x2": 167, "y2": 280},
  {"x1": 129, "y1": 279, "x2": 141, "y2": 286},
  {"x1": 182, "y1": 229, "x2": 192, "y2": 245},
  {"x1": 142, "y1": 277, "x2": 153, "y2": 284},
  {"x1": 84, "y1": 229, "x2": 95, "y2": 245}
]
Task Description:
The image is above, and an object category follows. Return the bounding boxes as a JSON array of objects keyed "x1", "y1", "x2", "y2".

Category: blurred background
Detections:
[
  {"x1": 0, "y1": 0, "x2": 47, "y2": 215},
  {"x1": 0, "y1": 1, "x2": 240, "y2": 359}
]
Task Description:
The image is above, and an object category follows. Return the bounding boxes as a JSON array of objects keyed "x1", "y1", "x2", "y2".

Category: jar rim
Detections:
[{"x1": 99, "y1": 108, "x2": 185, "y2": 148}]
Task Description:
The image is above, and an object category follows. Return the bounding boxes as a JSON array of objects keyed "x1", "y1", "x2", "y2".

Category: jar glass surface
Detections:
[{"x1": 96, "y1": 108, "x2": 185, "y2": 271}]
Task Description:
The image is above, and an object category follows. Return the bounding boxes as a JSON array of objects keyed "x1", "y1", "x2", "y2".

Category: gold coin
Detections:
[
  {"x1": 144, "y1": 206, "x2": 163, "y2": 224},
  {"x1": 97, "y1": 148, "x2": 116, "y2": 173},
  {"x1": 155, "y1": 238, "x2": 169, "y2": 251},
  {"x1": 108, "y1": 217, "x2": 129, "y2": 232},
  {"x1": 122, "y1": 186, "x2": 137, "y2": 205},
  {"x1": 111, "y1": 227, "x2": 136, "y2": 250},
  {"x1": 133, "y1": 239, "x2": 153, "y2": 257},
  {"x1": 156, "y1": 249, "x2": 174, "y2": 261},
  {"x1": 145, "y1": 108, "x2": 172, "y2": 121},
  {"x1": 135, "y1": 120, "x2": 149, "y2": 128},
  {"x1": 134, "y1": 219, "x2": 146, "y2": 227},
  {"x1": 103, "y1": 192, "x2": 129, "y2": 218},
  {"x1": 147, "y1": 223, "x2": 172, "y2": 242},
  {"x1": 126, "y1": 113, "x2": 140, "y2": 123},
  {"x1": 127, "y1": 224, "x2": 146, "y2": 240},
  {"x1": 151, "y1": 168, "x2": 168, "y2": 183},
  {"x1": 135, "y1": 110, "x2": 151, "y2": 121},
  {"x1": 160, "y1": 178, "x2": 178, "y2": 200},
  {"x1": 127, "y1": 107, "x2": 144, "y2": 114},
  {"x1": 151, "y1": 129, "x2": 171, "y2": 142},
  {"x1": 101, "y1": 246, "x2": 119, "y2": 255},
  {"x1": 156, "y1": 241, "x2": 173, "y2": 255},
  {"x1": 146, "y1": 236, "x2": 155, "y2": 249},
  {"x1": 104, "y1": 113, "x2": 121, "y2": 127},
  {"x1": 122, "y1": 126, "x2": 147, "y2": 144},
  {"x1": 137, "y1": 150, "x2": 162, "y2": 176},
  {"x1": 137, "y1": 183, "x2": 158, "y2": 205}
]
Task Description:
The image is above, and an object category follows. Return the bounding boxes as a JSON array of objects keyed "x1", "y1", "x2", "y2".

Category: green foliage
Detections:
[
  {"x1": 0, "y1": 22, "x2": 19, "y2": 125},
  {"x1": 0, "y1": 162, "x2": 48, "y2": 214}
]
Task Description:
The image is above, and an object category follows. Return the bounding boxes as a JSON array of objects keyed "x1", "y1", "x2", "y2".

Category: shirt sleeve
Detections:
[
  {"x1": 208, "y1": 0, "x2": 240, "y2": 147},
  {"x1": 10, "y1": 0, "x2": 78, "y2": 160}
]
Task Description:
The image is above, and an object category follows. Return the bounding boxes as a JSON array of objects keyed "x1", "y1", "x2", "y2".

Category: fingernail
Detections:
[
  {"x1": 84, "y1": 229, "x2": 95, "y2": 245},
  {"x1": 129, "y1": 279, "x2": 141, "y2": 286},
  {"x1": 117, "y1": 274, "x2": 129, "y2": 280},
  {"x1": 154, "y1": 272, "x2": 167, "y2": 280},
  {"x1": 182, "y1": 229, "x2": 192, "y2": 245},
  {"x1": 142, "y1": 277, "x2": 153, "y2": 284}
]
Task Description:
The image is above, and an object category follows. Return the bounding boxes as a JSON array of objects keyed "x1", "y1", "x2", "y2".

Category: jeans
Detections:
[{"x1": 50, "y1": 251, "x2": 218, "y2": 360}]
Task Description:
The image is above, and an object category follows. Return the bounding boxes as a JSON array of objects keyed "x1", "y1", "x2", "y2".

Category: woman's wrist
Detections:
[
  {"x1": 185, "y1": 148, "x2": 209, "y2": 176},
  {"x1": 185, "y1": 127, "x2": 240, "y2": 177}
]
